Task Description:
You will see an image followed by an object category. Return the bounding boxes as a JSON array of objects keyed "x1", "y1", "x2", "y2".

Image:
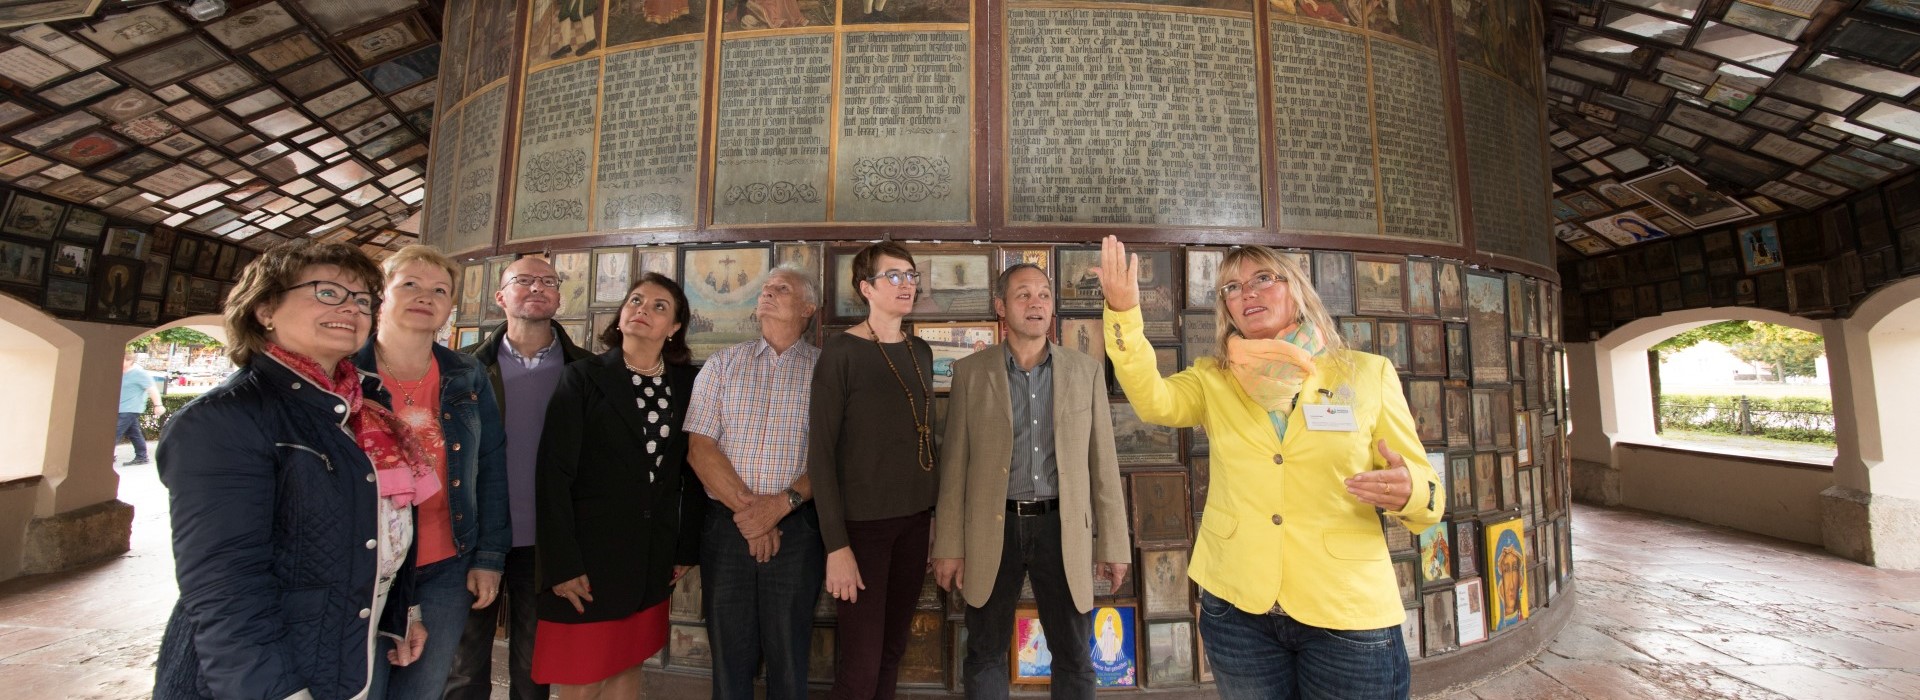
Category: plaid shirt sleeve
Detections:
[{"x1": 683, "y1": 346, "x2": 728, "y2": 440}]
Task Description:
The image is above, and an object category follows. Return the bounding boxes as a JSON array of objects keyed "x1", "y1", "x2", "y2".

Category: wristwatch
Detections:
[{"x1": 785, "y1": 487, "x2": 804, "y2": 511}]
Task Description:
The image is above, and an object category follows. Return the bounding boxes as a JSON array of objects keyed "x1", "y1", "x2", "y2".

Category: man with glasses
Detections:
[
  {"x1": 446, "y1": 255, "x2": 593, "y2": 700},
  {"x1": 684, "y1": 265, "x2": 824, "y2": 700},
  {"x1": 932, "y1": 263, "x2": 1130, "y2": 700}
]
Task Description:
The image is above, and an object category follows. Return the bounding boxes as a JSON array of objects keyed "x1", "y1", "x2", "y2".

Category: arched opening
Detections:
[
  {"x1": 1650, "y1": 320, "x2": 1834, "y2": 463},
  {"x1": 1590, "y1": 306, "x2": 1821, "y2": 450},
  {"x1": 121, "y1": 316, "x2": 227, "y2": 459},
  {"x1": 1569, "y1": 306, "x2": 1834, "y2": 545}
]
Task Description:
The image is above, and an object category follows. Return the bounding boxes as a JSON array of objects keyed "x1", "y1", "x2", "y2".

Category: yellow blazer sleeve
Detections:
[
  {"x1": 1373, "y1": 358, "x2": 1443, "y2": 528},
  {"x1": 1103, "y1": 305, "x2": 1206, "y2": 428}
]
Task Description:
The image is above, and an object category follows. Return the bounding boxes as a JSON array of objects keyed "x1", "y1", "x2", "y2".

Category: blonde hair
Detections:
[
  {"x1": 1210, "y1": 246, "x2": 1350, "y2": 374},
  {"x1": 381, "y1": 244, "x2": 460, "y2": 284}
]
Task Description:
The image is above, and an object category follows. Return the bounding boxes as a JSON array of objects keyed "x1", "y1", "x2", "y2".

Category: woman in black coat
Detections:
[{"x1": 530, "y1": 272, "x2": 704, "y2": 698}]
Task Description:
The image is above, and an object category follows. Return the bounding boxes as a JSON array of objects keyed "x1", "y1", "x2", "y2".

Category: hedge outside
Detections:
[
  {"x1": 138, "y1": 394, "x2": 198, "y2": 440},
  {"x1": 1658, "y1": 393, "x2": 1835, "y2": 444}
]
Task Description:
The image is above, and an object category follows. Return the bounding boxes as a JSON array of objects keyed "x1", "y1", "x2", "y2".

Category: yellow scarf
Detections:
[{"x1": 1225, "y1": 319, "x2": 1325, "y2": 414}]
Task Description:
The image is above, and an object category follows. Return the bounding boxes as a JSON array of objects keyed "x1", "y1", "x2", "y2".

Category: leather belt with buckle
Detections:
[{"x1": 1006, "y1": 499, "x2": 1059, "y2": 516}]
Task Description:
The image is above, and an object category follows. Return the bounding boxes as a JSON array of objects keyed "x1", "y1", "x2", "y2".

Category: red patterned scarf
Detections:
[{"x1": 266, "y1": 344, "x2": 440, "y2": 507}]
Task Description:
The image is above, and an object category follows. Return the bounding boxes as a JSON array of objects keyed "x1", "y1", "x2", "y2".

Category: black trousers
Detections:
[
  {"x1": 445, "y1": 546, "x2": 547, "y2": 700},
  {"x1": 962, "y1": 509, "x2": 1095, "y2": 700}
]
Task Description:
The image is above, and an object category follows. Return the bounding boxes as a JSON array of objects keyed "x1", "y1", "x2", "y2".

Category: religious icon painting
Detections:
[
  {"x1": 1423, "y1": 589, "x2": 1458, "y2": 656},
  {"x1": 1354, "y1": 255, "x2": 1406, "y2": 315},
  {"x1": 1185, "y1": 246, "x2": 1225, "y2": 309},
  {"x1": 1418, "y1": 522, "x2": 1452, "y2": 588},
  {"x1": 905, "y1": 247, "x2": 993, "y2": 321},
  {"x1": 1484, "y1": 517, "x2": 1529, "y2": 631},
  {"x1": 1145, "y1": 621, "x2": 1196, "y2": 688},
  {"x1": 1130, "y1": 472, "x2": 1191, "y2": 545},
  {"x1": 1737, "y1": 222, "x2": 1785, "y2": 273},
  {"x1": 1624, "y1": 166, "x2": 1756, "y2": 229},
  {"x1": 548, "y1": 248, "x2": 591, "y2": 319},
  {"x1": 589, "y1": 246, "x2": 632, "y2": 308},
  {"x1": 680, "y1": 244, "x2": 771, "y2": 363},
  {"x1": 1090, "y1": 605, "x2": 1138, "y2": 688},
  {"x1": 1139, "y1": 547, "x2": 1190, "y2": 619}
]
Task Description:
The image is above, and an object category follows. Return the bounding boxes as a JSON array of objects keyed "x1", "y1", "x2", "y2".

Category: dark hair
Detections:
[
  {"x1": 597, "y1": 272, "x2": 693, "y2": 365},
  {"x1": 849, "y1": 241, "x2": 916, "y2": 309},
  {"x1": 994, "y1": 262, "x2": 1048, "y2": 299},
  {"x1": 224, "y1": 238, "x2": 384, "y2": 366}
]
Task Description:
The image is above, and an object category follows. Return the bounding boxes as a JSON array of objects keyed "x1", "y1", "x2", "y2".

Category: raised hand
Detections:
[{"x1": 1090, "y1": 235, "x2": 1140, "y2": 312}]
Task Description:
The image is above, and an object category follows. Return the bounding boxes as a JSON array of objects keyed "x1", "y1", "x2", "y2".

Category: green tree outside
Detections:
[{"x1": 1653, "y1": 321, "x2": 1823, "y2": 381}]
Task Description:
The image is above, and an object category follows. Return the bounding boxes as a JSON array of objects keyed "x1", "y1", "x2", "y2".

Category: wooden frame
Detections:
[
  {"x1": 589, "y1": 246, "x2": 633, "y2": 308},
  {"x1": 1144, "y1": 620, "x2": 1197, "y2": 688},
  {"x1": 680, "y1": 244, "x2": 772, "y2": 363},
  {"x1": 1011, "y1": 608, "x2": 1050, "y2": 685},
  {"x1": 912, "y1": 321, "x2": 998, "y2": 393},
  {"x1": 1139, "y1": 547, "x2": 1190, "y2": 620},
  {"x1": 904, "y1": 245, "x2": 995, "y2": 322},
  {"x1": 1354, "y1": 254, "x2": 1407, "y2": 316},
  {"x1": 1184, "y1": 246, "x2": 1226, "y2": 310},
  {"x1": 1130, "y1": 471, "x2": 1191, "y2": 545},
  {"x1": 1377, "y1": 319, "x2": 1409, "y2": 370},
  {"x1": 1112, "y1": 399, "x2": 1181, "y2": 467},
  {"x1": 1418, "y1": 521, "x2": 1453, "y2": 588}
]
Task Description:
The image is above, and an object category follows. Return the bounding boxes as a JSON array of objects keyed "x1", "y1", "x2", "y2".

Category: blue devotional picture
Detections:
[{"x1": 1089, "y1": 605, "x2": 1137, "y2": 688}]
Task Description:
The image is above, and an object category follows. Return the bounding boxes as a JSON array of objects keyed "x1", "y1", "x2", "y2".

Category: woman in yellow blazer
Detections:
[{"x1": 1095, "y1": 236, "x2": 1441, "y2": 700}]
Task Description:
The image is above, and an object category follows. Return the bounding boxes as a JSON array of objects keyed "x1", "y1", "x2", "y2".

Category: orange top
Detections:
[{"x1": 383, "y1": 359, "x2": 455, "y2": 566}]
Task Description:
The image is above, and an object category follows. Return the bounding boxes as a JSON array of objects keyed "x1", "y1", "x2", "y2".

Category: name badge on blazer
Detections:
[{"x1": 1303, "y1": 404, "x2": 1358, "y2": 431}]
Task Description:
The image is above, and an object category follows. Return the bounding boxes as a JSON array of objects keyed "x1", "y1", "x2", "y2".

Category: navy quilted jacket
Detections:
[{"x1": 153, "y1": 354, "x2": 416, "y2": 700}]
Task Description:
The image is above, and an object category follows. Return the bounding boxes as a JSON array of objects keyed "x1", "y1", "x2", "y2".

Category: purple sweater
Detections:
[{"x1": 498, "y1": 343, "x2": 566, "y2": 548}]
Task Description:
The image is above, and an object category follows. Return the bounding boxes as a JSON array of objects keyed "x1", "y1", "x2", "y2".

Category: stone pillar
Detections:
[
  {"x1": 1821, "y1": 283, "x2": 1920, "y2": 569},
  {"x1": 1564, "y1": 342, "x2": 1620, "y2": 505},
  {"x1": 19, "y1": 319, "x2": 142, "y2": 575}
]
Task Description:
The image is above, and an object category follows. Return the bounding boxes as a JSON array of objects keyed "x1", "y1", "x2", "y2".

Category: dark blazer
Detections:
[
  {"x1": 153, "y1": 355, "x2": 415, "y2": 700},
  {"x1": 354, "y1": 337, "x2": 511, "y2": 572},
  {"x1": 535, "y1": 350, "x2": 704, "y2": 624}
]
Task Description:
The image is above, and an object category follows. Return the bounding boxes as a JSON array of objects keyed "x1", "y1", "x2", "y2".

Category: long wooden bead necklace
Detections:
[{"x1": 863, "y1": 321, "x2": 934, "y2": 472}]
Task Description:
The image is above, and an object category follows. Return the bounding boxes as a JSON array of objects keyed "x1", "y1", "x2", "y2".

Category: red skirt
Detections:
[{"x1": 531, "y1": 600, "x2": 670, "y2": 685}]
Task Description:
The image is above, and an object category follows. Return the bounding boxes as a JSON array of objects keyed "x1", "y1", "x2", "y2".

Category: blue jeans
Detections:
[
  {"x1": 383, "y1": 553, "x2": 476, "y2": 700},
  {"x1": 115, "y1": 413, "x2": 148, "y2": 460},
  {"x1": 1196, "y1": 588, "x2": 1409, "y2": 700},
  {"x1": 702, "y1": 501, "x2": 825, "y2": 700}
]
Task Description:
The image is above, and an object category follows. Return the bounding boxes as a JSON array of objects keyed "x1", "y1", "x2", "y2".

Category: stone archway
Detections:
[
  {"x1": 1575, "y1": 305, "x2": 1820, "y2": 454},
  {"x1": 1565, "y1": 306, "x2": 1833, "y2": 545}
]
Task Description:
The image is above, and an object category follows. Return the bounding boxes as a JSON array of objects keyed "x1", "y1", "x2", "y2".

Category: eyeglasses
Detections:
[
  {"x1": 1218, "y1": 272, "x2": 1284, "y2": 298},
  {"x1": 504, "y1": 274, "x2": 562, "y2": 289},
  {"x1": 287, "y1": 280, "x2": 379, "y2": 314},
  {"x1": 868, "y1": 270, "x2": 921, "y2": 287}
]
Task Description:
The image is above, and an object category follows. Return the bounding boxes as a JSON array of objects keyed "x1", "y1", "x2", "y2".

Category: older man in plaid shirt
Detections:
[{"x1": 685, "y1": 264, "x2": 825, "y2": 700}]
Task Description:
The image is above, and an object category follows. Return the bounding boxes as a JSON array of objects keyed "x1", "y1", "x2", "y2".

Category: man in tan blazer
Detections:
[{"x1": 933, "y1": 263, "x2": 1130, "y2": 700}]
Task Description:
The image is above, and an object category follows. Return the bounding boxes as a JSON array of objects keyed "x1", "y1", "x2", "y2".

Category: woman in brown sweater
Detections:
[{"x1": 807, "y1": 241, "x2": 938, "y2": 700}]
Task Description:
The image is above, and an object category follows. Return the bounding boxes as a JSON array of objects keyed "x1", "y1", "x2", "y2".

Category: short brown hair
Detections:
[
  {"x1": 382, "y1": 244, "x2": 460, "y2": 284},
  {"x1": 597, "y1": 272, "x2": 694, "y2": 365},
  {"x1": 850, "y1": 241, "x2": 916, "y2": 309},
  {"x1": 223, "y1": 238, "x2": 384, "y2": 366}
]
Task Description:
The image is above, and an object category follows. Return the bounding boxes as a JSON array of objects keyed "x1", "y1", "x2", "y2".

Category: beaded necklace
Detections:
[{"x1": 862, "y1": 321, "x2": 933, "y2": 472}]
